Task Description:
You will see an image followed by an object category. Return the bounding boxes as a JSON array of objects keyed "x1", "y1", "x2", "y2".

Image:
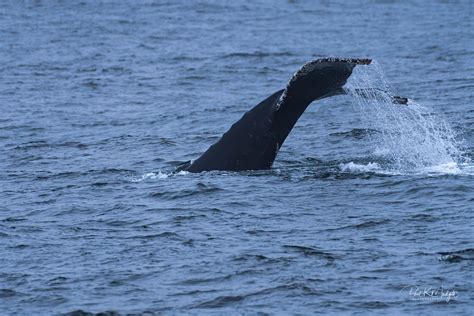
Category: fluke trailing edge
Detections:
[{"x1": 181, "y1": 58, "x2": 374, "y2": 173}]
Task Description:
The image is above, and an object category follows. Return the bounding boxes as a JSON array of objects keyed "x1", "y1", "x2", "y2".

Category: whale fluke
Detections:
[{"x1": 184, "y1": 58, "x2": 372, "y2": 173}]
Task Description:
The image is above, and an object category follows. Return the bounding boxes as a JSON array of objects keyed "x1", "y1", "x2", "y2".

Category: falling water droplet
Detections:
[{"x1": 344, "y1": 61, "x2": 467, "y2": 174}]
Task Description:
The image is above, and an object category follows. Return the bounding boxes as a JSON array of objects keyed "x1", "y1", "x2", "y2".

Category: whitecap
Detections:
[{"x1": 339, "y1": 161, "x2": 382, "y2": 173}]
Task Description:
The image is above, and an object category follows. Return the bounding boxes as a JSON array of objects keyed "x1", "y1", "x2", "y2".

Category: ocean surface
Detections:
[{"x1": 1, "y1": 1, "x2": 473, "y2": 315}]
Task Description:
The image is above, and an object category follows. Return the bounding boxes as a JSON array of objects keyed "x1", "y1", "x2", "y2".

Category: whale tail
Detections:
[
  {"x1": 276, "y1": 58, "x2": 372, "y2": 109},
  {"x1": 272, "y1": 58, "x2": 373, "y2": 144},
  {"x1": 184, "y1": 58, "x2": 376, "y2": 173}
]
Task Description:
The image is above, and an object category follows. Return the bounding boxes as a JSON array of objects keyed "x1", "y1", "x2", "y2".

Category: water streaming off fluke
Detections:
[{"x1": 345, "y1": 61, "x2": 468, "y2": 174}]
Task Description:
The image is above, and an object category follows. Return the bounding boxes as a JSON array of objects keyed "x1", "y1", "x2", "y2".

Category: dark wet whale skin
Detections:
[{"x1": 185, "y1": 59, "x2": 361, "y2": 172}]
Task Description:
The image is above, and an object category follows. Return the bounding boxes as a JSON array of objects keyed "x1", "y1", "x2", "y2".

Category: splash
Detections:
[{"x1": 344, "y1": 61, "x2": 468, "y2": 174}]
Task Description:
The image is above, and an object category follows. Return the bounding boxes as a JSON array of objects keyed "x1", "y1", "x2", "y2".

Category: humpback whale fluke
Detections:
[{"x1": 182, "y1": 58, "x2": 373, "y2": 173}]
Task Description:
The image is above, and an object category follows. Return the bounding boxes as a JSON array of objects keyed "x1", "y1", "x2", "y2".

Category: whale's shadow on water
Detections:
[{"x1": 175, "y1": 58, "x2": 408, "y2": 174}]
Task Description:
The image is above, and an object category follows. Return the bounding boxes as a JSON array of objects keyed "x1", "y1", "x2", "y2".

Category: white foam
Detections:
[
  {"x1": 339, "y1": 162, "x2": 382, "y2": 173},
  {"x1": 420, "y1": 162, "x2": 461, "y2": 175},
  {"x1": 131, "y1": 171, "x2": 169, "y2": 182},
  {"x1": 130, "y1": 170, "x2": 189, "y2": 182}
]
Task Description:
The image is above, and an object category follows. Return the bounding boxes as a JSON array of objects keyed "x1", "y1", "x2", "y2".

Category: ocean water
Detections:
[{"x1": 1, "y1": 1, "x2": 473, "y2": 315}]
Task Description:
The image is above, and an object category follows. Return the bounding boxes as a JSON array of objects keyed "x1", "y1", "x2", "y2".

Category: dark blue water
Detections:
[{"x1": 1, "y1": 1, "x2": 473, "y2": 315}]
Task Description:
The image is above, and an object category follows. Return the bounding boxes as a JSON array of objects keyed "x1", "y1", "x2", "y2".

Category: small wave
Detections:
[
  {"x1": 408, "y1": 214, "x2": 439, "y2": 222},
  {"x1": 128, "y1": 231, "x2": 185, "y2": 241},
  {"x1": 438, "y1": 248, "x2": 474, "y2": 263},
  {"x1": 0, "y1": 288, "x2": 19, "y2": 298},
  {"x1": 330, "y1": 128, "x2": 380, "y2": 139},
  {"x1": 192, "y1": 282, "x2": 318, "y2": 309},
  {"x1": 177, "y1": 269, "x2": 255, "y2": 286},
  {"x1": 325, "y1": 219, "x2": 390, "y2": 231},
  {"x1": 232, "y1": 254, "x2": 270, "y2": 262},
  {"x1": 150, "y1": 182, "x2": 222, "y2": 199},
  {"x1": 282, "y1": 245, "x2": 335, "y2": 260},
  {"x1": 33, "y1": 168, "x2": 132, "y2": 181},
  {"x1": 220, "y1": 51, "x2": 294, "y2": 59},
  {"x1": 194, "y1": 295, "x2": 244, "y2": 308},
  {"x1": 63, "y1": 310, "x2": 122, "y2": 316}
]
